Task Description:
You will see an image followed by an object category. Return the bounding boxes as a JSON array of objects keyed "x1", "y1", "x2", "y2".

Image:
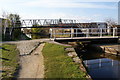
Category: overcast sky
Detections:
[{"x1": 0, "y1": 0, "x2": 119, "y2": 22}]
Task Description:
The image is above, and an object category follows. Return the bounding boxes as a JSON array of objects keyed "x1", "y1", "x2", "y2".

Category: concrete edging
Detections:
[{"x1": 65, "y1": 47, "x2": 92, "y2": 79}]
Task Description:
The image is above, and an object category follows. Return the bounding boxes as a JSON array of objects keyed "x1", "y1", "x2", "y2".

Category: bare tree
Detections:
[
  {"x1": 105, "y1": 18, "x2": 117, "y2": 35},
  {"x1": 2, "y1": 11, "x2": 9, "y2": 27},
  {"x1": 2, "y1": 11, "x2": 22, "y2": 40},
  {"x1": 2, "y1": 11, "x2": 21, "y2": 27},
  {"x1": 105, "y1": 18, "x2": 117, "y2": 28}
]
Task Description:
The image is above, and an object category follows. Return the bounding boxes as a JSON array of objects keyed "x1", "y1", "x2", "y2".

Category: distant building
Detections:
[{"x1": 91, "y1": 22, "x2": 107, "y2": 28}]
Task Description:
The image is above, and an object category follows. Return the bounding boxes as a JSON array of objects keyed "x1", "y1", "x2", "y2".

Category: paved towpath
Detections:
[
  {"x1": 18, "y1": 43, "x2": 45, "y2": 78},
  {"x1": 1, "y1": 39, "x2": 46, "y2": 79}
]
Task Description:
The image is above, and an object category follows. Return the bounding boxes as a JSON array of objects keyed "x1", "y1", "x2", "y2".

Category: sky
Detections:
[{"x1": 0, "y1": 0, "x2": 119, "y2": 23}]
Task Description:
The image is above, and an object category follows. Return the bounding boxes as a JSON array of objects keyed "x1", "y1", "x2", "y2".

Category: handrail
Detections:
[{"x1": 50, "y1": 27, "x2": 119, "y2": 39}]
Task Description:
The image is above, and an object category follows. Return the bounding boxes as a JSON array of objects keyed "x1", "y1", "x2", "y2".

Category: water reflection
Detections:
[
  {"x1": 83, "y1": 58, "x2": 120, "y2": 79},
  {"x1": 84, "y1": 58, "x2": 120, "y2": 69}
]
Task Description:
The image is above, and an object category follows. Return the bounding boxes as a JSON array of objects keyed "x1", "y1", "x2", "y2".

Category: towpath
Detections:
[{"x1": 2, "y1": 39, "x2": 46, "y2": 79}]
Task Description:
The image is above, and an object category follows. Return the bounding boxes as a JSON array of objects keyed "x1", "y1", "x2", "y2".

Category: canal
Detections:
[{"x1": 78, "y1": 44, "x2": 120, "y2": 80}]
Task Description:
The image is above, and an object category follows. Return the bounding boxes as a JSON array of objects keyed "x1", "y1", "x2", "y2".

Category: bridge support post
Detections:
[
  {"x1": 100, "y1": 28, "x2": 102, "y2": 37},
  {"x1": 114, "y1": 27, "x2": 117, "y2": 36},
  {"x1": 71, "y1": 27, "x2": 73, "y2": 39},
  {"x1": 113, "y1": 28, "x2": 115, "y2": 37},
  {"x1": 50, "y1": 28, "x2": 52, "y2": 40},
  {"x1": 86, "y1": 28, "x2": 89, "y2": 37}
]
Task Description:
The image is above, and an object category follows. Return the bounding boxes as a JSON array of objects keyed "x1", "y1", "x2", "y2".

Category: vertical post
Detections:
[
  {"x1": 86, "y1": 28, "x2": 89, "y2": 37},
  {"x1": 100, "y1": 28, "x2": 102, "y2": 37},
  {"x1": 113, "y1": 28, "x2": 115, "y2": 37},
  {"x1": 50, "y1": 28, "x2": 52, "y2": 40},
  {"x1": 115, "y1": 27, "x2": 117, "y2": 36}
]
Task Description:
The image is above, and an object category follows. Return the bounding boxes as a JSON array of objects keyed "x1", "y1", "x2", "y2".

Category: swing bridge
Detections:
[{"x1": 2, "y1": 19, "x2": 119, "y2": 42}]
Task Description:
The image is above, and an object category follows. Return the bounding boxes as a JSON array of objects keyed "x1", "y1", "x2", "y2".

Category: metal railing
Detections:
[{"x1": 50, "y1": 27, "x2": 118, "y2": 39}]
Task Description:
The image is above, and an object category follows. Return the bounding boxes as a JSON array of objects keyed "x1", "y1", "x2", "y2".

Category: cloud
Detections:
[
  {"x1": 0, "y1": 0, "x2": 118, "y2": 22},
  {"x1": 21, "y1": 0, "x2": 117, "y2": 9}
]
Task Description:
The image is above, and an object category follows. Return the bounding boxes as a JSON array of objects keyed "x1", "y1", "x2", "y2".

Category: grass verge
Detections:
[
  {"x1": 42, "y1": 43, "x2": 86, "y2": 79},
  {"x1": 0, "y1": 44, "x2": 19, "y2": 78}
]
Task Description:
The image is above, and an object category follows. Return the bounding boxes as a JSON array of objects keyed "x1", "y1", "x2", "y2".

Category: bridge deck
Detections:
[
  {"x1": 53, "y1": 36, "x2": 118, "y2": 40},
  {"x1": 53, "y1": 36, "x2": 119, "y2": 43}
]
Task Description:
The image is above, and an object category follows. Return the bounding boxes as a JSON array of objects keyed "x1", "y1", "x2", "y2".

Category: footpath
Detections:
[{"x1": 2, "y1": 39, "x2": 45, "y2": 78}]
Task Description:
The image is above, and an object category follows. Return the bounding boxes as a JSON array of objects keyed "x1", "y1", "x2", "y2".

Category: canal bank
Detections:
[{"x1": 72, "y1": 41, "x2": 120, "y2": 80}]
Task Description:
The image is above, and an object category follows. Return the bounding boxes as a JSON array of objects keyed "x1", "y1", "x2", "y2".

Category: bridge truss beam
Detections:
[{"x1": 20, "y1": 19, "x2": 78, "y2": 27}]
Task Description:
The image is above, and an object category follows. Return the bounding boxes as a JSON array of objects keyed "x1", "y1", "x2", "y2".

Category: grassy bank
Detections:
[
  {"x1": 0, "y1": 44, "x2": 19, "y2": 78},
  {"x1": 42, "y1": 43, "x2": 86, "y2": 79}
]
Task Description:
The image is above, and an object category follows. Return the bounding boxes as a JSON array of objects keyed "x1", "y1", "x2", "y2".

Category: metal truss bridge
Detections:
[
  {"x1": 2, "y1": 19, "x2": 119, "y2": 42},
  {"x1": 6, "y1": 19, "x2": 80, "y2": 28}
]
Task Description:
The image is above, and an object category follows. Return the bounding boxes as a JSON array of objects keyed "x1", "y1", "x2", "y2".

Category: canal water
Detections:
[{"x1": 81, "y1": 44, "x2": 120, "y2": 80}]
